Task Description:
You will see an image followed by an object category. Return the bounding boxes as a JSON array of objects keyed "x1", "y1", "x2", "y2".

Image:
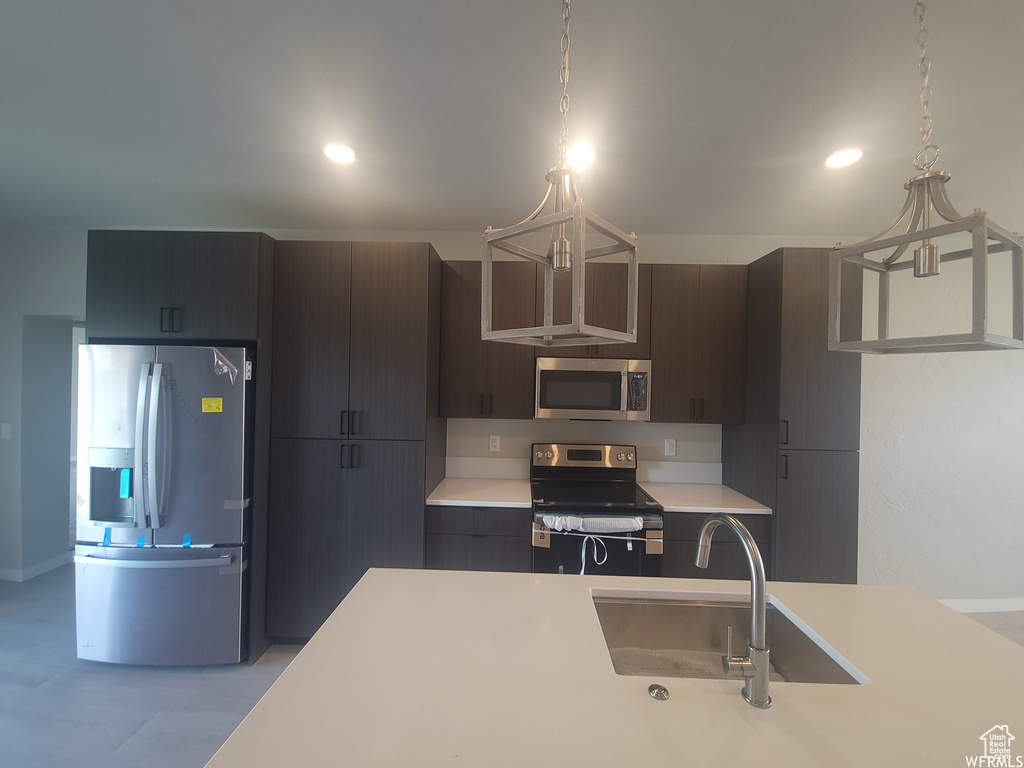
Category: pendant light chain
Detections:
[
  {"x1": 557, "y1": 0, "x2": 571, "y2": 166},
  {"x1": 914, "y1": 1, "x2": 939, "y2": 171}
]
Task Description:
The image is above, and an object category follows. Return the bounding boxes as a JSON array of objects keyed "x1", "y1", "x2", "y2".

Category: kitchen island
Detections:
[{"x1": 208, "y1": 569, "x2": 1024, "y2": 767}]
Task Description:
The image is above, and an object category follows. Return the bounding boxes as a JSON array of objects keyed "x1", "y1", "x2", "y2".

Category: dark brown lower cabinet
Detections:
[
  {"x1": 266, "y1": 439, "x2": 346, "y2": 640},
  {"x1": 424, "y1": 506, "x2": 532, "y2": 572},
  {"x1": 267, "y1": 438, "x2": 426, "y2": 641},
  {"x1": 774, "y1": 450, "x2": 858, "y2": 584},
  {"x1": 344, "y1": 440, "x2": 426, "y2": 591},
  {"x1": 661, "y1": 513, "x2": 772, "y2": 580}
]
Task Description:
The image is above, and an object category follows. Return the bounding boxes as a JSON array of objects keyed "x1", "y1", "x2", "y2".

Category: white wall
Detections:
[
  {"x1": 1, "y1": 226, "x2": 1020, "y2": 603},
  {"x1": 0, "y1": 227, "x2": 87, "y2": 580},
  {"x1": 21, "y1": 316, "x2": 75, "y2": 575},
  {"x1": 859, "y1": 352, "x2": 1024, "y2": 601}
]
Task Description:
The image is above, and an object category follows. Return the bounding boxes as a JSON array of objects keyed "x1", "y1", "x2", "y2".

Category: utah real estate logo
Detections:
[{"x1": 966, "y1": 725, "x2": 1021, "y2": 767}]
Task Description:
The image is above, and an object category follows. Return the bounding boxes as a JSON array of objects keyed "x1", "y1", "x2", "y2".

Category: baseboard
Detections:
[
  {"x1": 0, "y1": 551, "x2": 73, "y2": 582},
  {"x1": 940, "y1": 597, "x2": 1024, "y2": 613}
]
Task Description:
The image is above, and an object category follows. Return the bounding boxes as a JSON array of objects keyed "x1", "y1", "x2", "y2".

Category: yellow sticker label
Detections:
[{"x1": 202, "y1": 398, "x2": 223, "y2": 413}]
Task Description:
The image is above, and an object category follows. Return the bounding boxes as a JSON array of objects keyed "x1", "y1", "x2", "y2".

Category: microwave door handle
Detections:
[
  {"x1": 133, "y1": 365, "x2": 150, "y2": 529},
  {"x1": 146, "y1": 363, "x2": 163, "y2": 529}
]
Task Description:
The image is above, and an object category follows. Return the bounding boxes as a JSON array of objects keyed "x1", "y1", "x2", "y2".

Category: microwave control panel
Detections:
[{"x1": 627, "y1": 372, "x2": 648, "y2": 411}]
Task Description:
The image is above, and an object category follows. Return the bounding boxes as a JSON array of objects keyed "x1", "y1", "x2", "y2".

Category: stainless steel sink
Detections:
[{"x1": 591, "y1": 589, "x2": 869, "y2": 685}]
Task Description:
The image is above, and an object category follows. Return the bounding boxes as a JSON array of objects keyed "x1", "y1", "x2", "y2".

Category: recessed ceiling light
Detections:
[
  {"x1": 826, "y1": 148, "x2": 862, "y2": 168},
  {"x1": 324, "y1": 144, "x2": 356, "y2": 164},
  {"x1": 566, "y1": 143, "x2": 595, "y2": 170}
]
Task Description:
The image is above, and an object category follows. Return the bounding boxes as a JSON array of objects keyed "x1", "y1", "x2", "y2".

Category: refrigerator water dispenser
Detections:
[{"x1": 87, "y1": 447, "x2": 136, "y2": 526}]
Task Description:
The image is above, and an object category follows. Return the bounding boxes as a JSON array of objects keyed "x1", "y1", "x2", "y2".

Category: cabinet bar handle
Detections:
[
  {"x1": 171, "y1": 307, "x2": 182, "y2": 333},
  {"x1": 779, "y1": 420, "x2": 790, "y2": 445},
  {"x1": 351, "y1": 443, "x2": 361, "y2": 469},
  {"x1": 689, "y1": 398, "x2": 696, "y2": 420},
  {"x1": 160, "y1": 307, "x2": 172, "y2": 333},
  {"x1": 778, "y1": 453, "x2": 789, "y2": 480},
  {"x1": 340, "y1": 444, "x2": 349, "y2": 469},
  {"x1": 340, "y1": 410, "x2": 349, "y2": 436}
]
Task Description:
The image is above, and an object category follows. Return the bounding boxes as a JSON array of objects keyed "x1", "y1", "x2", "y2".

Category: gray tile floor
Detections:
[{"x1": 0, "y1": 565, "x2": 300, "y2": 768}]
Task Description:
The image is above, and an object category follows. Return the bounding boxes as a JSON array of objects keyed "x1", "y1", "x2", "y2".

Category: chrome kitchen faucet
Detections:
[{"x1": 695, "y1": 513, "x2": 772, "y2": 709}]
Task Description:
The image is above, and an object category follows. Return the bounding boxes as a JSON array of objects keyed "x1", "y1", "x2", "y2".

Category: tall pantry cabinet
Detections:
[
  {"x1": 722, "y1": 248, "x2": 861, "y2": 584},
  {"x1": 266, "y1": 241, "x2": 445, "y2": 639}
]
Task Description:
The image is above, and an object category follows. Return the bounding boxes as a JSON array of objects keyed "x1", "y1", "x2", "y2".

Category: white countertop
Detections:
[
  {"x1": 425, "y1": 477, "x2": 532, "y2": 508},
  {"x1": 208, "y1": 569, "x2": 1024, "y2": 767},
  {"x1": 640, "y1": 482, "x2": 771, "y2": 514},
  {"x1": 426, "y1": 477, "x2": 771, "y2": 515}
]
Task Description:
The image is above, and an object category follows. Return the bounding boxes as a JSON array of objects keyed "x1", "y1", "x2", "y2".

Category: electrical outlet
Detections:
[
  {"x1": 489, "y1": 435, "x2": 500, "y2": 452},
  {"x1": 664, "y1": 438, "x2": 676, "y2": 457}
]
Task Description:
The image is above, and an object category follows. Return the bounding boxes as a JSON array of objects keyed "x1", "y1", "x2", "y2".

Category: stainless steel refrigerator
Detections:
[{"x1": 74, "y1": 345, "x2": 252, "y2": 665}]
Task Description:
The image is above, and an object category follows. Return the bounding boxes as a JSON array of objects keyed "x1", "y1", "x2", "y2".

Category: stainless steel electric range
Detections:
[{"x1": 530, "y1": 443, "x2": 664, "y2": 576}]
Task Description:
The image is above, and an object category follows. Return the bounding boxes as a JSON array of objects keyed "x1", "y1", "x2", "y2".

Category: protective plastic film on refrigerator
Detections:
[{"x1": 74, "y1": 344, "x2": 253, "y2": 665}]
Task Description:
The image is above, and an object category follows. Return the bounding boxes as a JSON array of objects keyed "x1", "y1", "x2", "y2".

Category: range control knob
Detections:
[
  {"x1": 535, "y1": 451, "x2": 544, "y2": 460},
  {"x1": 627, "y1": 453, "x2": 634, "y2": 461},
  {"x1": 544, "y1": 451, "x2": 553, "y2": 460},
  {"x1": 616, "y1": 453, "x2": 625, "y2": 461}
]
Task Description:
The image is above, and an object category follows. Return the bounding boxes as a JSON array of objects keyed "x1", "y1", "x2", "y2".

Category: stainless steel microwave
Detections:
[{"x1": 535, "y1": 358, "x2": 651, "y2": 421}]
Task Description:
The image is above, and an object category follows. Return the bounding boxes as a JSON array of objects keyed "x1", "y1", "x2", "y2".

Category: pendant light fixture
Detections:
[
  {"x1": 482, "y1": 0, "x2": 639, "y2": 347},
  {"x1": 829, "y1": 2, "x2": 1023, "y2": 354}
]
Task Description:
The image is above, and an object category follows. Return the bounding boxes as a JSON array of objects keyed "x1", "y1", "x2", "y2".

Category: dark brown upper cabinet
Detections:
[
  {"x1": 534, "y1": 263, "x2": 653, "y2": 359},
  {"x1": 86, "y1": 230, "x2": 268, "y2": 341},
  {"x1": 440, "y1": 260, "x2": 537, "y2": 419},
  {"x1": 271, "y1": 240, "x2": 441, "y2": 441},
  {"x1": 777, "y1": 251, "x2": 862, "y2": 451},
  {"x1": 650, "y1": 264, "x2": 748, "y2": 424},
  {"x1": 270, "y1": 241, "x2": 352, "y2": 439}
]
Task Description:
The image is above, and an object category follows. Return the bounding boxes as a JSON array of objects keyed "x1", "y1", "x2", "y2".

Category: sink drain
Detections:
[{"x1": 648, "y1": 683, "x2": 669, "y2": 701}]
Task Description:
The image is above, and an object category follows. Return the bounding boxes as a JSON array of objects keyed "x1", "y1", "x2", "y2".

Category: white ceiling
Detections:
[{"x1": 3, "y1": 0, "x2": 1022, "y2": 238}]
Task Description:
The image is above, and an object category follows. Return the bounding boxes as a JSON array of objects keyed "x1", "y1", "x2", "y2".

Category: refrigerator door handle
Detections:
[
  {"x1": 147, "y1": 363, "x2": 163, "y2": 529},
  {"x1": 74, "y1": 553, "x2": 235, "y2": 569},
  {"x1": 134, "y1": 365, "x2": 151, "y2": 529}
]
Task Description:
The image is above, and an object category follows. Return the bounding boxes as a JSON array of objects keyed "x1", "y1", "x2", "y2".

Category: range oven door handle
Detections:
[{"x1": 532, "y1": 523, "x2": 664, "y2": 554}]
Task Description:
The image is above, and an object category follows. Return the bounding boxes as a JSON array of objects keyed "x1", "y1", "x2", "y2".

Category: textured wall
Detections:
[{"x1": 859, "y1": 351, "x2": 1024, "y2": 600}]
